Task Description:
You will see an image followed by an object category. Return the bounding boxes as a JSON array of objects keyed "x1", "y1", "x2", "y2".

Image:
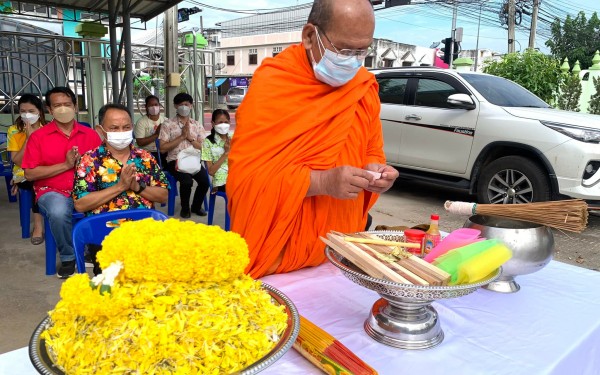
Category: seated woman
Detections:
[
  {"x1": 6, "y1": 94, "x2": 47, "y2": 245},
  {"x1": 202, "y1": 109, "x2": 232, "y2": 194},
  {"x1": 158, "y1": 93, "x2": 209, "y2": 218}
]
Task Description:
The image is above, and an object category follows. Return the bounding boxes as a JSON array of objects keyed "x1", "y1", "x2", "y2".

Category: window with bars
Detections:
[
  {"x1": 19, "y1": 3, "x2": 58, "y2": 16},
  {"x1": 272, "y1": 46, "x2": 282, "y2": 57},
  {"x1": 249, "y1": 48, "x2": 258, "y2": 65}
]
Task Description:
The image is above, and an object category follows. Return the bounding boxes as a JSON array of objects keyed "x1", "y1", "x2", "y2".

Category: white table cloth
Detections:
[{"x1": 1, "y1": 261, "x2": 599, "y2": 375}]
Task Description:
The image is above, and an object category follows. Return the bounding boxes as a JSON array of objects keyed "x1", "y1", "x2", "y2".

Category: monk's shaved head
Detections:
[{"x1": 308, "y1": 0, "x2": 374, "y2": 33}]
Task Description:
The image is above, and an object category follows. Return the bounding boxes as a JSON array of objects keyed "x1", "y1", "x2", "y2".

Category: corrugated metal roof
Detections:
[
  {"x1": 12, "y1": 0, "x2": 183, "y2": 22},
  {"x1": 218, "y1": 6, "x2": 310, "y2": 38}
]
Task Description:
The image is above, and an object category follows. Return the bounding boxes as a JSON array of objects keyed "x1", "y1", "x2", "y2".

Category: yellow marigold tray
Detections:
[{"x1": 28, "y1": 283, "x2": 300, "y2": 375}]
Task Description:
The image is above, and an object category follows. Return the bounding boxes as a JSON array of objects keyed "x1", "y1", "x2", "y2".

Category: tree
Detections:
[
  {"x1": 546, "y1": 12, "x2": 600, "y2": 70},
  {"x1": 556, "y1": 74, "x2": 582, "y2": 112},
  {"x1": 589, "y1": 76, "x2": 600, "y2": 115},
  {"x1": 483, "y1": 50, "x2": 562, "y2": 104}
]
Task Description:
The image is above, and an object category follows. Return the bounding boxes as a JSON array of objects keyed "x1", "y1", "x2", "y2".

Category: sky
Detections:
[{"x1": 152, "y1": 0, "x2": 600, "y2": 54}]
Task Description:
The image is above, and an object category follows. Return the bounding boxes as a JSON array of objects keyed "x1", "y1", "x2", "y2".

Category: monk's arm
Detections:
[
  {"x1": 306, "y1": 170, "x2": 326, "y2": 197},
  {"x1": 307, "y1": 167, "x2": 373, "y2": 199}
]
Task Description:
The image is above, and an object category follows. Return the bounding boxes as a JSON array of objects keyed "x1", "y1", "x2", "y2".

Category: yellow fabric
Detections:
[
  {"x1": 6, "y1": 125, "x2": 26, "y2": 179},
  {"x1": 454, "y1": 244, "x2": 513, "y2": 285}
]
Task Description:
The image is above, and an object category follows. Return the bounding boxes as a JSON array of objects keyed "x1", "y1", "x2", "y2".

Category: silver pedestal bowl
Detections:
[
  {"x1": 464, "y1": 215, "x2": 555, "y2": 293},
  {"x1": 325, "y1": 231, "x2": 501, "y2": 350}
]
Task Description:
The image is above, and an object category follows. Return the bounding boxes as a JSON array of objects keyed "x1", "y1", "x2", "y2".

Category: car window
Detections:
[
  {"x1": 228, "y1": 88, "x2": 245, "y2": 96},
  {"x1": 460, "y1": 73, "x2": 550, "y2": 108},
  {"x1": 378, "y1": 78, "x2": 408, "y2": 105},
  {"x1": 415, "y1": 79, "x2": 458, "y2": 108}
]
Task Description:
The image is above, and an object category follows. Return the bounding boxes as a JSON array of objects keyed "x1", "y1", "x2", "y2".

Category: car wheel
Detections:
[{"x1": 477, "y1": 156, "x2": 550, "y2": 204}]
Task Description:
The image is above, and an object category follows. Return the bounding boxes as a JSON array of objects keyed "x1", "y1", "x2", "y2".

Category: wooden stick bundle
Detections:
[
  {"x1": 323, "y1": 232, "x2": 450, "y2": 286},
  {"x1": 444, "y1": 199, "x2": 588, "y2": 233}
]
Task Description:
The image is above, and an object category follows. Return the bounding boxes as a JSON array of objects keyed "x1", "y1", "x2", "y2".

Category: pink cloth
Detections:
[{"x1": 424, "y1": 228, "x2": 483, "y2": 263}]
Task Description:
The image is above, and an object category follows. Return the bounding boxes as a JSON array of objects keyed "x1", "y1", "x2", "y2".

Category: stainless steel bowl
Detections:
[
  {"x1": 326, "y1": 231, "x2": 501, "y2": 350},
  {"x1": 463, "y1": 215, "x2": 555, "y2": 293}
]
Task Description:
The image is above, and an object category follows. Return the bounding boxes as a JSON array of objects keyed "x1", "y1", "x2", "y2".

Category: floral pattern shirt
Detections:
[
  {"x1": 159, "y1": 116, "x2": 208, "y2": 163},
  {"x1": 201, "y1": 132, "x2": 233, "y2": 187},
  {"x1": 72, "y1": 144, "x2": 169, "y2": 216}
]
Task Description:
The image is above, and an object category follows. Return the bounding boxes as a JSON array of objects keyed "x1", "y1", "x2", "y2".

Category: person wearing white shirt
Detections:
[{"x1": 134, "y1": 95, "x2": 166, "y2": 166}]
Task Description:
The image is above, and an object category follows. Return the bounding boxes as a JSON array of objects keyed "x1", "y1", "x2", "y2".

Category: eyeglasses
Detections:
[{"x1": 314, "y1": 26, "x2": 372, "y2": 60}]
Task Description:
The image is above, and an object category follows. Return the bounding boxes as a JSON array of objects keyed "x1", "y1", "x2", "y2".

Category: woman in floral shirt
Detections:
[{"x1": 202, "y1": 109, "x2": 232, "y2": 193}]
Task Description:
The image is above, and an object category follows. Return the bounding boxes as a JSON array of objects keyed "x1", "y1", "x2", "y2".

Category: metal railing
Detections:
[{"x1": 0, "y1": 30, "x2": 218, "y2": 123}]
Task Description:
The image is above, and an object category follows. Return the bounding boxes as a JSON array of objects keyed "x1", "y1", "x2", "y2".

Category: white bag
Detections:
[{"x1": 176, "y1": 147, "x2": 202, "y2": 175}]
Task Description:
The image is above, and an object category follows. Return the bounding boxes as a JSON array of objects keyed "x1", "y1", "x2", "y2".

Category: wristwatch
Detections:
[{"x1": 134, "y1": 181, "x2": 146, "y2": 194}]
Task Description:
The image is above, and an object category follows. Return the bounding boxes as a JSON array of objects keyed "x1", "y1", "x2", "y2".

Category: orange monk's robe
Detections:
[{"x1": 227, "y1": 44, "x2": 386, "y2": 279}]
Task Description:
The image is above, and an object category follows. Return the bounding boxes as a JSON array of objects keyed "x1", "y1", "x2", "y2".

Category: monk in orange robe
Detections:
[{"x1": 227, "y1": 0, "x2": 399, "y2": 278}]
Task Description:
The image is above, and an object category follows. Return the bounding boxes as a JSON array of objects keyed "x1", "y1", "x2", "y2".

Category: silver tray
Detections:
[
  {"x1": 325, "y1": 230, "x2": 501, "y2": 350},
  {"x1": 29, "y1": 283, "x2": 300, "y2": 375}
]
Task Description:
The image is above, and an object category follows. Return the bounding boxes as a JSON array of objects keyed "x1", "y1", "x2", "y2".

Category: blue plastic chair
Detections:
[
  {"x1": 18, "y1": 187, "x2": 33, "y2": 239},
  {"x1": 72, "y1": 209, "x2": 168, "y2": 273},
  {"x1": 155, "y1": 139, "x2": 178, "y2": 216},
  {"x1": 204, "y1": 162, "x2": 230, "y2": 231},
  {"x1": 43, "y1": 210, "x2": 85, "y2": 275},
  {"x1": 0, "y1": 132, "x2": 17, "y2": 203}
]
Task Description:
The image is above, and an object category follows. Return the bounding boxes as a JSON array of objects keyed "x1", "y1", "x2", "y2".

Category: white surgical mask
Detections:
[
  {"x1": 215, "y1": 123, "x2": 230, "y2": 135},
  {"x1": 21, "y1": 112, "x2": 40, "y2": 125},
  {"x1": 53, "y1": 106, "x2": 76, "y2": 124},
  {"x1": 310, "y1": 29, "x2": 362, "y2": 87},
  {"x1": 148, "y1": 106, "x2": 160, "y2": 116},
  {"x1": 177, "y1": 105, "x2": 191, "y2": 117},
  {"x1": 105, "y1": 130, "x2": 133, "y2": 150}
]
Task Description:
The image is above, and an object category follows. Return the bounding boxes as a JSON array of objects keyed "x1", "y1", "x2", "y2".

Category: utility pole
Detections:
[
  {"x1": 164, "y1": 6, "x2": 179, "y2": 118},
  {"x1": 449, "y1": 0, "x2": 458, "y2": 69},
  {"x1": 474, "y1": 2, "x2": 483, "y2": 72},
  {"x1": 528, "y1": 0, "x2": 540, "y2": 49},
  {"x1": 508, "y1": 0, "x2": 516, "y2": 53}
]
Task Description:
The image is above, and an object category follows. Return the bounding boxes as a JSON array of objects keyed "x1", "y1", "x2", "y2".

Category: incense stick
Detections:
[{"x1": 343, "y1": 237, "x2": 421, "y2": 248}]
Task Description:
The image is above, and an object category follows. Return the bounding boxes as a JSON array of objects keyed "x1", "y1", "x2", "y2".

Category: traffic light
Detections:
[
  {"x1": 441, "y1": 38, "x2": 452, "y2": 65},
  {"x1": 178, "y1": 7, "x2": 201, "y2": 23},
  {"x1": 440, "y1": 37, "x2": 460, "y2": 65}
]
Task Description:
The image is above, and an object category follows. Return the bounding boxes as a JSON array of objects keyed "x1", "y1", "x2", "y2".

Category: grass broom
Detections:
[
  {"x1": 444, "y1": 199, "x2": 588, "y2": 233},
  {"x1": 293, "y1": 315, "x2": 378, "y2": 375}
]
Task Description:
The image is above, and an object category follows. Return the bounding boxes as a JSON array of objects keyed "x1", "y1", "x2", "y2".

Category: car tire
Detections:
[{"x1": 476, "y1": 156, "x2": 551, "y2": 204}]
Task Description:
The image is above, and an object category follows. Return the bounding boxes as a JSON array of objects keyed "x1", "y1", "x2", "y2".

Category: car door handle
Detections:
[{"x1": 405, "y1": 114, "x2": 422, "y2": 121}]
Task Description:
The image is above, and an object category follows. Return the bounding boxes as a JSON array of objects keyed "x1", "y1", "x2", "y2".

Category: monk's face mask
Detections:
[{"x1": 310, "y1": 27, "x2": 362, "y2": 88}]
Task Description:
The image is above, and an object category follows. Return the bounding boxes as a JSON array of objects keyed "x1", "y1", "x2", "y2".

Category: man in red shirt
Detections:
[{"x1": 22, "y1": 87, "x2": 101, "y2": 278}]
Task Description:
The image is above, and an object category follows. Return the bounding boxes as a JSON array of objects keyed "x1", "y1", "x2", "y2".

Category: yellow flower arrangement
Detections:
[{"x1": 42, "y1": 219, "x2": 288, "y2": 374}]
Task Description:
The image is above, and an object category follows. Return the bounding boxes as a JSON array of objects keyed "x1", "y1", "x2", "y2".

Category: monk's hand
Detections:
[
  {"x1": 315, "y1": 166, "x2": 373, "y2": 199},
  {"x1": 364, "y1": 163, "x2": 399, "y2": 194}
]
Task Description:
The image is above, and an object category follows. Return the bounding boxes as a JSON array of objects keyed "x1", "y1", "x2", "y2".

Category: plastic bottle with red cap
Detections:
[{"x1": 423, "y1": 214, "x2": 441, "y2": 255}]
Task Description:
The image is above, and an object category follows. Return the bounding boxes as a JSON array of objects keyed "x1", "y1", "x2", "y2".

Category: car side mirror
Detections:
[{"x1": 447, "y1": 93, "x2": 476, "y2": 110}]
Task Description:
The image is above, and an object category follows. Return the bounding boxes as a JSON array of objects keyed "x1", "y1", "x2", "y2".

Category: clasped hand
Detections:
[
  {"x1": 117, "y1": 164, "x2": 138, "y2": 192},
  {"x1": 64, "y1": 146, "x2": 80, "y2": 168}
]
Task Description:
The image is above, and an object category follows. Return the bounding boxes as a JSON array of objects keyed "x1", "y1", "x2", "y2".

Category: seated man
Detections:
[
  {"x1": 227, "y1": 0, "x2": 399, "y2": 278},
  {"x1": 73, "y1": 103, "x2": 168, "y2": 215},
  {"x1": 72, "y1": 103, "x2": 169, "y2": 275},
  {"x1": 22, "y1": 86, "x2": 102, "y2": 278}
]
